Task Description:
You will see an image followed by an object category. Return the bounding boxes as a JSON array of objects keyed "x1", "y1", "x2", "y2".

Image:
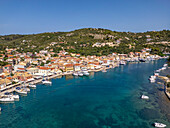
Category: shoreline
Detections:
[
  {"x1": 156, "y1": 67, "x2": 170, "y2": 122},
  {"x1": 0, "y1": 59, "x2": 169, "y2": 127},
  {"x1": 0, "y1": 65, "x2": 115, "y2": 95},
  {"x1": 157, "y1": 87, "x2": 170, "y2": 122}
]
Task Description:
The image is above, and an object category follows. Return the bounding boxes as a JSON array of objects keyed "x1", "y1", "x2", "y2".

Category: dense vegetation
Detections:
[{"x1": 0, "y1": 28, "x2": 170, "y2": 56}]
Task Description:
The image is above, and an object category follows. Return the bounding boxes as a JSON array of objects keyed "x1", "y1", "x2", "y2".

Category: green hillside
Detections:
[{"x1": 0, "y1": 28, "x2": 170, "y2": 56}]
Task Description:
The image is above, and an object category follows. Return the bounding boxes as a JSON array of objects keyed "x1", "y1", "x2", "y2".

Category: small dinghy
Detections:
[{"x1": 154, "y1": 122, "x2": 166, "y2": 128}]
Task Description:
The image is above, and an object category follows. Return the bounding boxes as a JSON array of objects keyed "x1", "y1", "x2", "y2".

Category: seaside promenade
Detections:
[{"x1": 0, "y1": 66, "x2": 113, "y2": 96}]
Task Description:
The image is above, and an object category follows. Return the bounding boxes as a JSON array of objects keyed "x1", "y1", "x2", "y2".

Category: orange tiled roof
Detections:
[
  {"x1": 39, "y1": 67, "x2": 50, "y2": 70},
  {"x1": 74, "y1": 64, "x2": 80, "y2": 66},
  {"x1": 65, "y1": 64, "x2": 73, "y2": 67},
  {"x1": 4, "y1": 65, "x2": 12, "y2": 67},
  {"x1": 6, "y1": 77, "x2": 12, "y2": 80},
  {"x1": 18, "y1": 68, "x2": 25, "y2": 70},
  {"x1": 7, "y1": 55, "x2": 13, "y2": 57}
]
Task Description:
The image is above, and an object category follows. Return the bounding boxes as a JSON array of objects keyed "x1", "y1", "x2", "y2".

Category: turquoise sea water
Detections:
[{"x1": 0, "y1": 59, "x2": 169, "y2": 128}]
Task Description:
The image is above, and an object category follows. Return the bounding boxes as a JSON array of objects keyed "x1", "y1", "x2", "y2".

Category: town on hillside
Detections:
[{"x1": 0, "y1": 46, "x2": 168, "y2": 95}]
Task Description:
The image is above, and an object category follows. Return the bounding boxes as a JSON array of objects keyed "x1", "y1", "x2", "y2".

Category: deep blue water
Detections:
[{"x1": 0, "y1": 59, "x2": 169, "y2": 128}]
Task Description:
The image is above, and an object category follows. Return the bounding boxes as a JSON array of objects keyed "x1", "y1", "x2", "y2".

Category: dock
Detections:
[
  {"x1": 0, "y1": 66, "x2": 116, "y2": 96},
  {"x1": 0, "y1": 73, "x2": 63, "y2": 95}
]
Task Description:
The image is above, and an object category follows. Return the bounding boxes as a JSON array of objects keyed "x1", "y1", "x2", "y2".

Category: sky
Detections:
[{"x1": 0, "y1": 0, "x2": 170, "y2": 35}]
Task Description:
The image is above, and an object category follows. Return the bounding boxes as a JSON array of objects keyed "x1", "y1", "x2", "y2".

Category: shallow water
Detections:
[{"x1": 0, "y1": 59, "x2": 169, "y2": 128}]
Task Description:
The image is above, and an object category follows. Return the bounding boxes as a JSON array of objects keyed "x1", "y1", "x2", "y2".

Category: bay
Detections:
[{"x1": 0, "y1": 59, "x2": 169, "y2": 128}]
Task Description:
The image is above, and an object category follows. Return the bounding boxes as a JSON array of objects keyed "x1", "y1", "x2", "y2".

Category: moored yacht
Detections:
[
  {"x1": 155, "y1": 69, "x2": 161, "y2": 73},
  {"x1": 0, "y1": 96, "x2": 14, "y2": 102},
  {"x1": 4, "y1": 92, "x2": 19, "y2": 100},
  {"x1": 82, "y1": 71, "x2": 89, "y2": 76},
  {"x1": 120, "y1": 61, "x2": 126, "y2": 65},
  {"x1": 12, "y1": 95, "x2": 19, "y2": 100},
  {"x1": 154, "y1": 73, "x2": 159, "y2": 76},
  {"x1": 73, "y1": 72, "x2": 78, "y2": 76},
  {"x1": 28, "y1": 84, "x2": 36, "y2": 88},
  {"x1": 161, "y1": 67, "x2": 166, "y2": 70},
  {"x1": 163, "y1": 64, "x2": 168, "y2": 67},
  {"x1": 149, "y1": 75, "x2": 156, "y2": 83},
  {"x1": 78, "y1": 72, "x2": 83, "y2": 76},
  {"x1": 15, "y1": 87, "x2": 27, "y2": 95},
  {"x1": 154, "y1": 122, "x2": 166, "y2": 128},
  {"x1": 42, "y1": 79, "x2": 52, "y2": 85},
  {"x1": 21, "y1": 86, "x2": 30, "y2": 92}
]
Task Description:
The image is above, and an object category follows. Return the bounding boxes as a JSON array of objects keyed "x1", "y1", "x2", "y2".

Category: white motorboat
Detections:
[
  {"x1": 161, "y1": 67, "x2": 166, "y2": 70},
  {"x1": 150, "y1": 79, "x2": 156, "y2": 83},
  {"x1": 163, "y1": 64, "x2": 168, "y2": 67},
  {"x1": 120, "y1": 61, "x2": 126, "y2": 65},
  {"x1": 28, "y1": 84, "x2": 36, "y2": 88},
  {"x1": 154, "y1": 122, "x2": 166, "y2": 128},
  {"x1": 42, "y1": 80, "x2": 52, "y2": 85},
  {"x1": 0, "y1": 97, "x2": 14, "y2": 102},
  {"x1": 0, "y1": 107, "x2": 1, "y2": 111},
  {"x1": 21, "y1": 87, "x2": 30, "y2": 92},
  {"x1": 150, "y1": 75, "x2": 156, "y2": 79},
  {"x1": 141, "y1": 95, "x2": 149, "y2": 99},
  {"x1": 15, "y1": 89, "x2": 27, "y2": 95},
  {"x1": 15, "y1": 87, "x2": 27, "y2": 95},
  {"x1": 82, "y1": 71, "x2": 89, "y2": 76},
  {"x1": 78, "y1": 72, "x2": 83, "y2": 76},
  {"x1": 154, "y1": 73, "x2": 159, "y2": 76},
  {"x1": 149, "y1": 77, "x2": 155, "y2": 80},
  {"x1": 155, "y1": 69, "x2": 161, "y2": 73},
  {"x1": 149, "y1": 77, "x2": 156, "y2": 83},
  {"x1": 12, "y1": 95, "x2": 19, "y2": 100},
  {"x1": 83, "y1": 72, "x2": 89, "y2": 76},
  {"x1": 73, "y1": 72, "x2": 78, "y2": 76},
  {"x1": 4, "y1": 92, "x2": 19, "y2": 100}
]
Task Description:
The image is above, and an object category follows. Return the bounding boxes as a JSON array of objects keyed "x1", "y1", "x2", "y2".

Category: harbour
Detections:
[{"x1": 0, "y1": 59, "x2": 169, "y2": 128}]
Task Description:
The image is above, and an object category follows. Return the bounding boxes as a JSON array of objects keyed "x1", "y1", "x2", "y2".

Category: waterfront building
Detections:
[
  {"x1": 0, "y1": 78, "x2": 12, "y2": 90},
  {"x1": 26, "y1": 67, "x2": 39, "y2": 75},
  {"x1": 65, "y1": 64, "x2": 74, "y2": 72},
  {"x1": 74, "y1": 64, "x2": 81, "y2": 71},
  {"x1": 38, "y1": 67, "x2": 51, "y2": 76}
]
